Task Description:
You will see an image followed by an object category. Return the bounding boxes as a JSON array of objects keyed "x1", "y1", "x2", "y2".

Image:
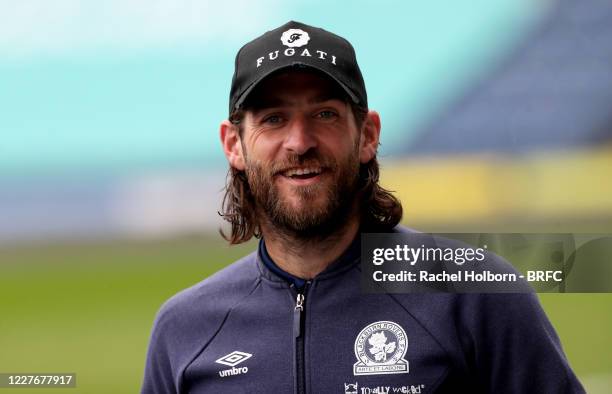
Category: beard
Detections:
[{"x1": 244, "y1": 147, "x2": 361, "y2": 240}]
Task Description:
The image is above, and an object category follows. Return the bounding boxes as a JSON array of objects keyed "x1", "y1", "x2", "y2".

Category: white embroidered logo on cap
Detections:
[{"x1": 281, "y1": 29, "x2": 310, "y2": 47}]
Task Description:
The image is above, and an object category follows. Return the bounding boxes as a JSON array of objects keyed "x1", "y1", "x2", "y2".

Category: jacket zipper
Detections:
[{"x1": 293, "y1": 282, "x2": 310, "y2": 394}]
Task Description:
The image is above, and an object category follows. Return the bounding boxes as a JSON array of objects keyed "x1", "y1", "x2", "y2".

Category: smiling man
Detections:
[{"x1": 141, "y1": 21, "x2": 584, "y2": 393}]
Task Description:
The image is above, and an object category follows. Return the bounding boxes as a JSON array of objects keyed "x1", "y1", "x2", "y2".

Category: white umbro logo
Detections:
[
  {"x1": 215, "y1": 351, "x2": 252, "y2": 367},
  {"x1": 216, "y1": 351, "x2": 252, "y2": 378}
]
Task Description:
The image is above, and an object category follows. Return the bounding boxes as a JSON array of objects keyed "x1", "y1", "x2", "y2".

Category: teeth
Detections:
[{"x1": 284, "y1": 167, "x2": 322, "y2": 177}]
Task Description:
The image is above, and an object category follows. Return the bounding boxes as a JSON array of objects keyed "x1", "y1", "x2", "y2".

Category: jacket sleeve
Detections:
[
  {"x1": 463, "y1": 293, "x2": 585, "y2": 393},
  {"x1": 141, "y1": 306, "x2": 179, "y2": 394}
]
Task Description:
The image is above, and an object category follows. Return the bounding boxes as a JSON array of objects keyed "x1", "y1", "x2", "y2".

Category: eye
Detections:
[
  {"x1": 316, "y1": 110, "x2": 338, "y2": 120},
  {"x1": 262, "y1": 114, "x2": 283, "y2": 124}
]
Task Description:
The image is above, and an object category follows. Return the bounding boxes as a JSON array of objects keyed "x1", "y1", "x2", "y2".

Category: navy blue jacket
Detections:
[{"x1": 142, "y1": 229, "x2": 584, "y2": 393}]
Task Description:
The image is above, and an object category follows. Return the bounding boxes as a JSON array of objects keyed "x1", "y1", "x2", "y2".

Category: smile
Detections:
[{"x1": 280, "y1": 166, "x2": 323, "y2": 179}]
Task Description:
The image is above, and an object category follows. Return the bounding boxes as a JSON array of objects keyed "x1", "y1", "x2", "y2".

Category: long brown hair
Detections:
[{"x1": 219, "y1": 105, "x2": 403, "y2": 244}]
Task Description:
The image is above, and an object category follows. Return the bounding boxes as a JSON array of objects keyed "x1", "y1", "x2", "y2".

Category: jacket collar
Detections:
[{"x1": 256, "y1": 230, "x2": 362, "y2": 287}]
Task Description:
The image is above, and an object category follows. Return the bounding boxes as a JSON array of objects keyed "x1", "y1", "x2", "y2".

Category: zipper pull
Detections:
[{"x1": 293, "y1": 292, "x2": 304, "y2": 338}]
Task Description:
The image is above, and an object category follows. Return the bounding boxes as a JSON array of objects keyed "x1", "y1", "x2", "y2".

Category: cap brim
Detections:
[{"x1": 234, "y1": 62, "x2": 360, "y2": 111}]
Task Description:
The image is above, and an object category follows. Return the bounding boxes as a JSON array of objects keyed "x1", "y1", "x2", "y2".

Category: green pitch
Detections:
[{"x1": 0, "y1": 237, "x2": 610, "y2": 393}]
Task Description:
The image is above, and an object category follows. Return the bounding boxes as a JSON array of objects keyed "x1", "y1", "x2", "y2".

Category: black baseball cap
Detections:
[{"x1": 228, "y1": 21, "x2": 368, "y2": 114}]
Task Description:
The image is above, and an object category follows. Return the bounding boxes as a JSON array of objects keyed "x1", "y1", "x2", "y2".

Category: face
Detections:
[{"x1": 235, "y1": 71, "x2": 365, "y2": 237}]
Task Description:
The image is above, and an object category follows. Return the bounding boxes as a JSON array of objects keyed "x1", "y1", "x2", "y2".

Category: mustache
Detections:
[{"x1": 264, "y1": 151, "x2": 338, "y2": 176}]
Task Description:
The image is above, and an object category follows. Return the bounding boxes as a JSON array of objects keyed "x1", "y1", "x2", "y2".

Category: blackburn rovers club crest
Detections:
[
  {"x1": 353, "y1": 321, "x2": 409, "y2": 376},
  {"x1": 280, "y1": 28, "x2": 310, "y2": 47}
]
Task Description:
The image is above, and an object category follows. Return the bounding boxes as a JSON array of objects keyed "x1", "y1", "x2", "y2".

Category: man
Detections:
[{"x1": 142, "y1": 21, "x2": 584, "y2": 393}]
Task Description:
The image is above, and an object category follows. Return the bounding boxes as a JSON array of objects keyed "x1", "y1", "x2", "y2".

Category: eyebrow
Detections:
[
  {"x1": 249, "y1": 94, "x2": 345, "y2": 112},
  {"x1": 308, "y1": 94, "x2": 344, "y2": 105}
]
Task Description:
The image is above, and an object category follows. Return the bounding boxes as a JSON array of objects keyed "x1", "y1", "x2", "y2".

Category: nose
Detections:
[{"x1": 282, "y1": 116, "x2": 317, "y2": 155}]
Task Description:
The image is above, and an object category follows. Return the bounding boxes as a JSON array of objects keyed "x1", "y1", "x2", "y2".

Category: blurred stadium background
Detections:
[{"x1": 1, "y1": 0, "x2": 611, "y2": 392}]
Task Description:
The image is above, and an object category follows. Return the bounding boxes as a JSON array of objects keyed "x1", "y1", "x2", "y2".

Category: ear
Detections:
[
  {"x1": 220, "y1": 120, "x2": 246, "y2": 170},
  {"x1": 359, "y1": 110, "x2": 381, "y2": 163}
]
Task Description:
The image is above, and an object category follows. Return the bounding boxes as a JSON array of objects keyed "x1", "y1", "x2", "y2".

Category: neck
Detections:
[{"x1": 261, "y1": 217, "x2": 360, "y2": 279}]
